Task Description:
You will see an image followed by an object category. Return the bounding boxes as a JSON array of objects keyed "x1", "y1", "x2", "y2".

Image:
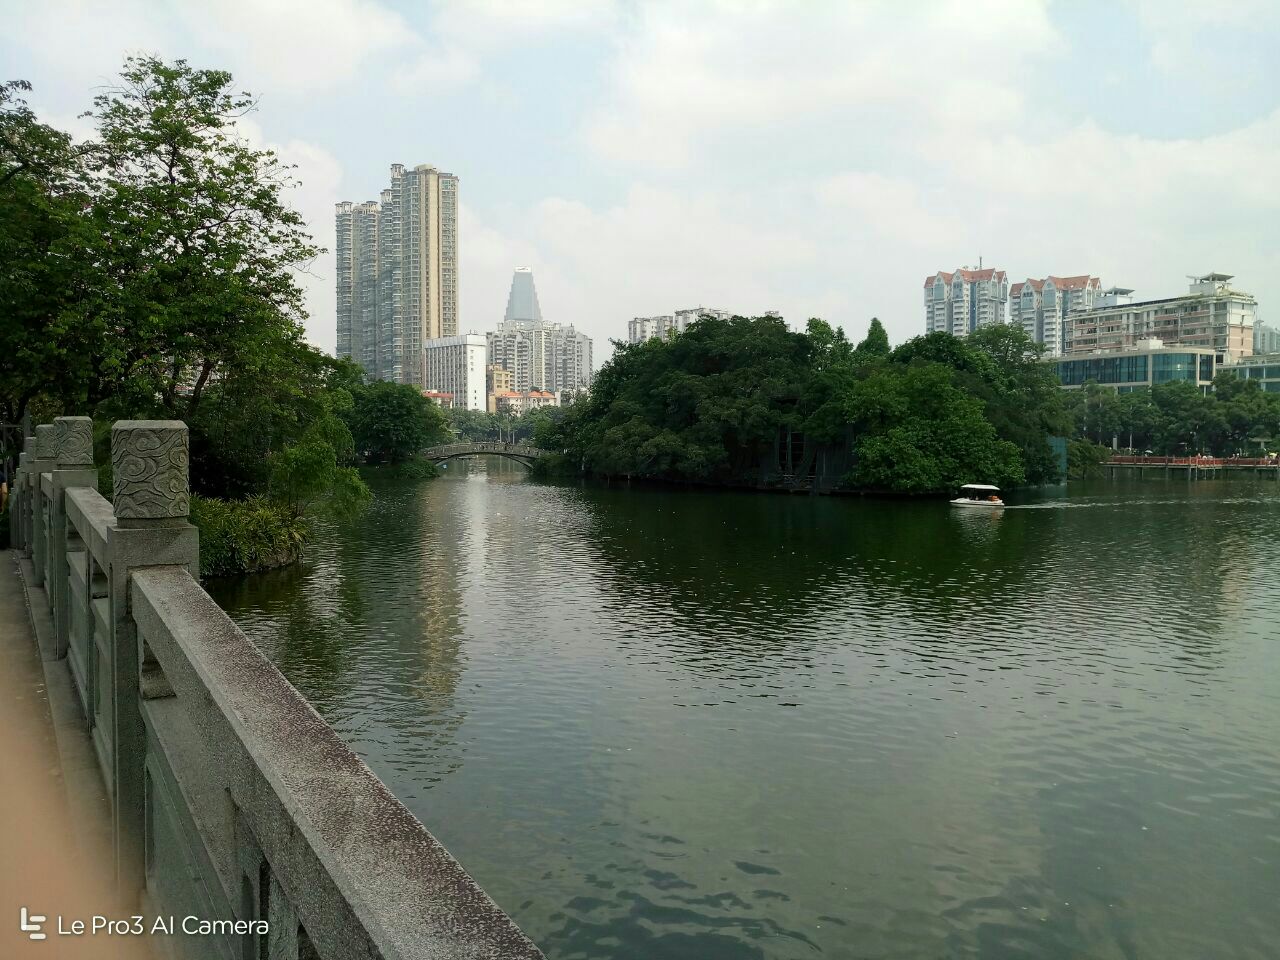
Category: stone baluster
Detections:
[
  {"x1": 46, "y1": 417, "x2": 98, "y2": 662},
  {"x1": 106, "y1": 420, "x2": 199, "y2": 894},
  {"x1": 29, "y1": 424, "x2": 57, "y2": 587}
]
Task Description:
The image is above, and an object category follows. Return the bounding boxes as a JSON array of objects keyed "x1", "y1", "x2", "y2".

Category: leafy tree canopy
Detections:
[{"x1": 345, "y1": 382, "x2": 450, "y2": 464}]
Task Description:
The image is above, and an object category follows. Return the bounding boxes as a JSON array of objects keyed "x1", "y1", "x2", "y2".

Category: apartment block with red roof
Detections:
[
  {"x1": 1009, "y1": 275, "x2": 1101, "y2": 357},
  {"x1": 923, "y1": 267, "x2": 1008, "y2": 336}
]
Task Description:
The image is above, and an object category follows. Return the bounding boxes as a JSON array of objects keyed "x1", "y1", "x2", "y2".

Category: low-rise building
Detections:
[
  {"x1": 422, "y1": 390, "x2": 455, "y2": 408},
  {"x1": 1054, "y1": 339, "x2": 1216, "y2": 393},
  {"x1": 486, "y1": 364, "x2": 514, "y2": 413},
  {"x1": 1066, "y1": 273, "x2": 1256, "y2": 364},
  {"x1": 1221, "y1": 353, "x2": 1280, "y2": 394},
  {"x1": 423, "y1": 334, "x2": 486, "y2": 412},
  {"x1": 492, "y1": 389, "x2": 559, "y2": 416}
]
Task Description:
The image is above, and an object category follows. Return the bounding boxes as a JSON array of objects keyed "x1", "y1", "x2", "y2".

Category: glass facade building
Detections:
[
  {"x1": 1054, "y1": 347, "x2": 1216, "y2": 392},
  {"x1": 1223, "y1": 355, "x2": 1280, "y2": 393}
]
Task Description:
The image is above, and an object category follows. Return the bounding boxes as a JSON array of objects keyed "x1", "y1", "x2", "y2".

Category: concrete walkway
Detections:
[{"x1": 0, "y1": 550, "x2": 148, "y2": 959}]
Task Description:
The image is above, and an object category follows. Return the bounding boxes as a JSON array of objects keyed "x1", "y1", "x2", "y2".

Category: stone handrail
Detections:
[{"x1": 10, "y1": 416, "x2": 544, "y2": 960}]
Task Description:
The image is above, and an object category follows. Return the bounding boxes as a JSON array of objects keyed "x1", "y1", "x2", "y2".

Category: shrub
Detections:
[{"x1": 190, "y1": 494, "x2": 310, "y2": 579}]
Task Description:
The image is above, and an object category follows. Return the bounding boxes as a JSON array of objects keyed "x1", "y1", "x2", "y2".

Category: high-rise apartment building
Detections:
[
  {"x1": 1067, "y1": 273, "x2": 1256, "y2": 363},
  {"x1": 487, "y1": 268, "x2": 593, "y2": 395},
  {"x1": 423, "y1": 334, "x2": 486, "y2": 412},
  {"x1": 924, "y1": 267, "x2": 1008, "y2": 336},
  {"x1": 629, "y1": 315, "x2": 671, "y2": 343},
  {"x1": 335, "y1": 163, "x2": 459, "y2": 385},
  {"x1": 1009, "y1": 275, "x2": 1101, "y2": 357},
  {"x1": 335, "y1": 201, "x2": 381, "y2": 376},
  {"x1": 1254, "y1": 322, "x2": 1280, "y2": 355},
  {"x1": 627, "y1": 306, "x2": 732, "y2": 343}
]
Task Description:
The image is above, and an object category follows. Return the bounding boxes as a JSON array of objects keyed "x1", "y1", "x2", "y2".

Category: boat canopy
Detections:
[{"x1": 959, "y1": 484, "x2": 1001, "y2": 491}]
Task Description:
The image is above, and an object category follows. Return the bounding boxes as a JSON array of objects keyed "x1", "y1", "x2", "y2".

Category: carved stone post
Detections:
[
  {"x1": 106, "y1": 420, "x2": 199, "y2": 897},
  {"x1": 29, "y1": 424, "x2": 57, "y2": 587},
  {"x1": 46, "y1": 417, "x2": 98, "y2": 662}
]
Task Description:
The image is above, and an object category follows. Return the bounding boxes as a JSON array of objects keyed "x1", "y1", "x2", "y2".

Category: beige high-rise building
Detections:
[
  {"x1": 1067, "y1": 273, "x2": 1256, "y2": 363},
  {"x1": 335, "y1": 163, "x2": 459, "y2": 385}
]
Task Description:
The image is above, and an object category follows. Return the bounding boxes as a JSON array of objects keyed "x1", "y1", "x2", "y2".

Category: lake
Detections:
[{"x1": 208, "y1": 464, "x2": 1280, "y2": 960}]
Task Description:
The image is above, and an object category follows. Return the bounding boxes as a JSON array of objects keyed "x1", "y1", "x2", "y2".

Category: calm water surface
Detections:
[{"x1": 208, "y1": 465, "x2": 1280, "y2": 960}]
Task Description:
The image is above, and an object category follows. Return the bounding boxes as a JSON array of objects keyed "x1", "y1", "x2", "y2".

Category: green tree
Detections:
[
  {"x1": 267, "y1": 430, "x2": 369, "y2": 521},
  {"x1": 852, "y1": 317, "x2": 890, "y2": 362},
  {"x1": 346, "y1": 381, "x2": 449, "y2": 464},
  {"x1": 844, "y1": 363, "x2": 1024, "y2": 493},
  {"x1": 0, "y1": 79, "x2": 97, "y2": 420},
  {"x1": 79, "y1": 56, "x2": 320, "y2": 415}
]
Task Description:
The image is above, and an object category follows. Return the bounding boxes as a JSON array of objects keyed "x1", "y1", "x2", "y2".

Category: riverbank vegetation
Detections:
[
  {"x1": 1, "y1": 59, "x2": 443, "y2": 576},
  {"x1": 536, "y1": 316, "x2": 1069, "y2": 494},
  {"x1": 1065, "y1": 375, "x2": 1280, "y2": 456}
]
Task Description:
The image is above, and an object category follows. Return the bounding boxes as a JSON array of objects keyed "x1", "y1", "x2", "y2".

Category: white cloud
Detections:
[
  {"x1": 584, "y1": 0, "x2": 1059, "y2": 169},
  {"x1": 173, "y1": 0, "x2": 415, "y2": 94}
]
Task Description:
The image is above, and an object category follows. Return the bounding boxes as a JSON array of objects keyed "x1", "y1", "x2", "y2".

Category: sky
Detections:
[{"x1": 4, "y1": 0, "x2": 1279, "y2": 361}]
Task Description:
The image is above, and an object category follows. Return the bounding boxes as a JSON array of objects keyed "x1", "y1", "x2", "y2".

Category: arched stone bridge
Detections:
[{"x1": 422, "y1": 441, "x2": 547, "y2": 466}]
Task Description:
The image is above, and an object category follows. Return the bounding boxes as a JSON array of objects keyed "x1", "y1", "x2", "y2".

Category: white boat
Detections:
[{"x1": 950, "y1": 484, "x2": 1005, "y2": 508}]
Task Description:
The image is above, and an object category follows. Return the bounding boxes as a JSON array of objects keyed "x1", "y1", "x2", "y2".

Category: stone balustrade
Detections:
[{"x1": 10, "y1": 417, "x2": 543, "y2": 960}]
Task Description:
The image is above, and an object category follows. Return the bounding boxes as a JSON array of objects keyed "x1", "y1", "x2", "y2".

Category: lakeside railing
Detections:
[
  {"x1": 9, "y1": 417, "x2": 544, "y2": 960},
  {"x1": 1109, "y1": 455, "x2": 1279, "y2": 466}
]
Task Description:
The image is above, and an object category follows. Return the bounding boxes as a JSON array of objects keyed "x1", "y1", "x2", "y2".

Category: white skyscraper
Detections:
[
  {"x1": 335, "y1": 163, "x2": 459, "y2": 385},
  {"x1": 487, "y1": 269, "x2": 593, "y2": 395}
]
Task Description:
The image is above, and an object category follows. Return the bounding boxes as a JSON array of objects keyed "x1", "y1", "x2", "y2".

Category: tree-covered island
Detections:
[{"x1": 533, "y1": 315, "x2": 1070, "y2": 494}]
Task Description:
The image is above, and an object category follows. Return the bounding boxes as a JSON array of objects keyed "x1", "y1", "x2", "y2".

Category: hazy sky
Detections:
[{"x1": 4, "y1": 0, "x2": 1278, "y2": 360}]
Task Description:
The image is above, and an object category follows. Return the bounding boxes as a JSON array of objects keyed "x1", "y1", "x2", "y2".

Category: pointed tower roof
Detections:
[{"x1": 504, "y1": 267, "x2": 543, "y2": 323}]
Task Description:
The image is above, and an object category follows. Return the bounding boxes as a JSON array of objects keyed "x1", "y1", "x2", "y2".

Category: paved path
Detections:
[{"x1": 0, "y1": 551, "x2": 148, "y2": 958}]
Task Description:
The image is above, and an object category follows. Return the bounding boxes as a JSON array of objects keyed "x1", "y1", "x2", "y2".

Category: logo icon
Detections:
[{"x1": 20, "y1": 908, "x2": 47, "y2": 941}]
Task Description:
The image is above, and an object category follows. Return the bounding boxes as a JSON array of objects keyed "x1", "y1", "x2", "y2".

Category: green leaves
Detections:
[
  {"x1": 543, "y1": 315, "x2": 1055, "y2": 494},
  {"x1": 2, "y1": 57, "x2": 320, "y2": 421},
  {"x1": 344, "y1": 381, "x2": 450, "y2": 464}
]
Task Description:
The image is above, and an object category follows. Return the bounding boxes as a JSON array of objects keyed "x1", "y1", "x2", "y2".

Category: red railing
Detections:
[{"x1": 1109, "y1": 455, "x2": 1277, "y2": 466}]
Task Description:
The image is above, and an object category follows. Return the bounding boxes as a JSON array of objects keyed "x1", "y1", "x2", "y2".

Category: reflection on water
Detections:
[{"x1": 209, "y1": 465, "x2": 1280, "y2": 959}]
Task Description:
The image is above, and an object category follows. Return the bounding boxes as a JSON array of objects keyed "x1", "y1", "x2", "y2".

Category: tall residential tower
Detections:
[
  {"x1": 924, "y1": 267, "x2": 1008, "y2": 336},
  {"x1": 335, "y1": 163, "x2": 459, "y2": 385},
  {"x1": 1009, "y1": 275, "x2": 1101, "y2": 357}
]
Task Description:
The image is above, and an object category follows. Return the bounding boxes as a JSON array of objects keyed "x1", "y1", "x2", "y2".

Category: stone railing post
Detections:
[
  {"x1": 29, "y1": 424, "x2": 57, "y2": 587},
  {"x1": 106, "y1": 421, "x2": 199, "y2": 896},
  {"x1": 46, "y1": 417, "x2": 98, "y2": 662}
]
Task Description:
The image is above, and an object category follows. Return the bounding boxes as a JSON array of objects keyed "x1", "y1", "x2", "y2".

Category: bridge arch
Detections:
[{"x1": 422, "y1": 442, "x2": 546, "y2": 466}]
